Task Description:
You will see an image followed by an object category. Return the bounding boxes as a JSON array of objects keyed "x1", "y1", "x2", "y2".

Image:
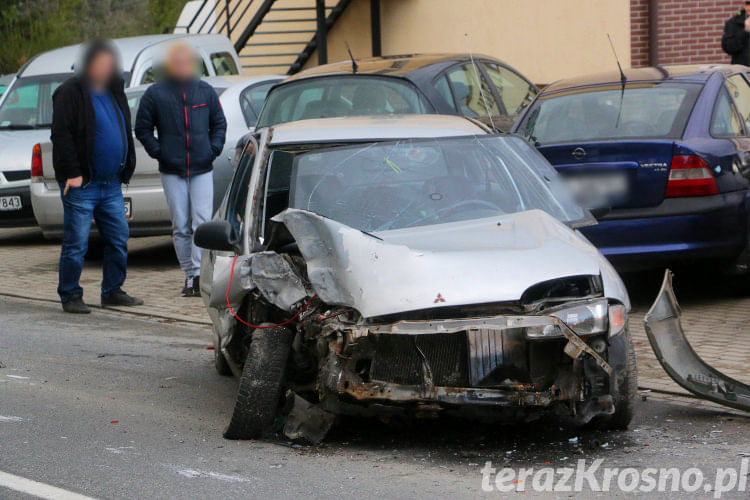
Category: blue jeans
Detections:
[
  {"x1": 160, "y1": 171, "x2": 213, "y2": 277},
  {"x1": 58, "y1": 180, "x2": 129, "y2": 303}
]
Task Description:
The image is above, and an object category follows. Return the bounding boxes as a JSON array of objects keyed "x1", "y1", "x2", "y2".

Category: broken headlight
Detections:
[{"x1": 549, "y1": 298, "x2": 609, "y2": 336}]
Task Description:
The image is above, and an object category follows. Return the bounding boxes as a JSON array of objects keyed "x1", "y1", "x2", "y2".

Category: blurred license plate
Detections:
[
  {"x1": 564, "y1": 173, "x2": 628, "y2": 207},
  {"x1": 124, "y1": 198, "x2": 132, "y2": 219},
  {"x1": 0, "y1": 196, "x2": 22, "y2": 211}
]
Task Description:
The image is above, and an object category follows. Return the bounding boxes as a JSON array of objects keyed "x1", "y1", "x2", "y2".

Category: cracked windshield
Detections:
[{"x1": 282, "y1": 135, "x2": 592, "y2": 232}]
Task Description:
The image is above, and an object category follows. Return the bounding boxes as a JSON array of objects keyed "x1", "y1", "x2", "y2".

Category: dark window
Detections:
[
  {"x1": 726, "y1": 74, "x2": 750, "y2": 132},
  {"x1": 257, "y1": 76, "x2": 429, "y2": 127},
  {"x1": 433, "y1": 75, "x2": 457, "y2": 112},
  {"x1": 211, "y1": 52, "x2": 239, "y2": 76},
  {"x1": 482, "y1": 62, "x2": 537, "y2": 116},
  {"x1": 445, "y1": 63, "x2": 500, "y2": 118},
  {"x1": 0, "y1": 74, "x2": 66, "y2": 128},
  {"x1": 240, "y1": 81, "x2": 277, "y2": 126},
  {"x1": 225, "y1": 142, "x2": 256, "y2": 235},
  {"x1": 519, "y1": 83, "x2": 701, "y2": 145},
  {"x1": 711, "y1": 88, "x2": 744, "y2": 138}
]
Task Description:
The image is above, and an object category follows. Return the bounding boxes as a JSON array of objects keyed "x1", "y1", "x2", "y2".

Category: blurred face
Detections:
[
  {"x1": 87, "y1": 51, "x2": 116, "y2": 87},
  {"x1": 166, "y1": 45, "x2": 198, "y2": 81},
  {"x1": 745, "y1": 1, "x2": 750, "y2": 15}
]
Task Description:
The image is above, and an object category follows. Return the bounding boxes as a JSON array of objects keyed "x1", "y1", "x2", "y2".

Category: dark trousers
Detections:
[{"x1": 57, "y1": 180, "x2": 129, "y2": 303}]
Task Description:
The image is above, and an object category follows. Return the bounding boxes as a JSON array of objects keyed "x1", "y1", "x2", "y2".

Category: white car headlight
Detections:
[{"x1": 549, "y1": 298, "x2": 609, "y2": 336}]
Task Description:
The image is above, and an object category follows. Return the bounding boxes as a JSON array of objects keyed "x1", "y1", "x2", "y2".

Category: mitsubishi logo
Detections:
[
  {"x1": 434, "y1": 293, "x2": 446, "y2": 303},
  {"x1": 572, "y1": 147, "x2": 587, "y2": 160}
]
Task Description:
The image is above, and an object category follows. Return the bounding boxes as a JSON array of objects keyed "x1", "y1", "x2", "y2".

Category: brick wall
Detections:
[{"x1": 631, "y1": 0, "x2": 739, "y2": 67}]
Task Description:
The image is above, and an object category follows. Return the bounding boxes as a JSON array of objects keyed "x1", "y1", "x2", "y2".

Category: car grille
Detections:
[
  {"x1": 2, "y1": 170, "x2": 31, "y2": 182},
  {"x1": 370, "y1": 333, "x2": 470, "y2": 387}
]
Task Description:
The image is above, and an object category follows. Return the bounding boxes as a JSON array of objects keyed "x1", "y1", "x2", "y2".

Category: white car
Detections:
[
  {"x1": 0, "y1": 33, "x2": 240, "y2": 228},
  {"x1": 31, "y1": 74, "x2": 281, "y2": 239},
  {"x1": 193, "y1": 114, "x2": 634, "y2": 443}
]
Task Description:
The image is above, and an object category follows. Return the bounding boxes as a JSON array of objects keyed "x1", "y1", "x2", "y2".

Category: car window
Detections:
[
  {"x1": 0, "y1": 74, "x2": 66, "y2": 129},
  {"x1": 240, "y1": 81, "x2": 277, "y2": 126},
  {"x1": 226, "y1": 141, "x2": 256, "y2": 236},
  {"x1": 482, "y1": 62, "x2": 537, "y2": 116},
  {"x1": 272, "y1": 135, "x2": 593, "y2": 232},
  {"x1": 711, "y1": 88, "x2": 744, "y2": 138},
  {"x1": 725, "y1": 74, "x2": 750, "y2": 132},
  {"x1": 433, "y1": 75, "x2": 457, "y2": 112},
  {"x1": 257, "y1": 76, "x2": 429, "y2": 127},
  {"x1": 211, "y1": 52, "x2": 239, "y2": 76},
  {"x1": 445, "y1": 63, "x2": 500, "y2": 118},
  {"x1": 126, "y1": 90, "x2": 146, "y2": 128},
  {"x1": 519, "y1": 83, "x2": 701, "y2": 145}
]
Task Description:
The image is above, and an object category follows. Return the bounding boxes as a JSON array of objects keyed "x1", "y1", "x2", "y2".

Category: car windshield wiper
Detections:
[{"x1": 0, "y1": 124, "x2": 34, "y2": 130}]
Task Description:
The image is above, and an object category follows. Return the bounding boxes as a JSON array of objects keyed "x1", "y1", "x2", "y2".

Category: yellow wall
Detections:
[{"x1": 310, "y1": 0, "x2": 632, "y2": 85}]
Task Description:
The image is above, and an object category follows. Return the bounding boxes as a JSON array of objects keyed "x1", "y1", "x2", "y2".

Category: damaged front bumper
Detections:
[
  {"x1": 318, "y1": 313, "x2": 616, "y2": 422},
  {"x1": 644, "y1": 270, "x2": 750, "y2": 412}
]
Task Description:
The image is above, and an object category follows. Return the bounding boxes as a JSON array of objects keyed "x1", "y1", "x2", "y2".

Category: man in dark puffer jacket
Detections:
[{"x1": 135, "y1": 42, "x2": 227, "y2": 297}]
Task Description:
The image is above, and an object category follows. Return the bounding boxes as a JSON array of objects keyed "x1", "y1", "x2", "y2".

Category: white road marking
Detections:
[
  {"x1": 6, "y1": 375, "x2": 29, "y2": 380},
  {"x1": 0, "y1": 416, "x2": 23, "y2": 422},
  {"x1": 0, "y1": 470, "x2": 97, "y2": 500}
]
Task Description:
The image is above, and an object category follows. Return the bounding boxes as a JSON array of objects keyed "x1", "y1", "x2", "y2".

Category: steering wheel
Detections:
[{"x1": 401, "y1": 199, "x2": 504, "y2": 228}]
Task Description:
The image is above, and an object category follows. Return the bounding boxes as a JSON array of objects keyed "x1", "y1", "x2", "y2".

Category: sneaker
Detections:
[
  {"x1": 101, "y1": 289, "x2": 144, "y2": 307},
  {"x1": 192, "y1": 275, "x2": 201, "y2": 297},
  {"x1": 62, "y1": 296, "x2": 91, "y2": 314},
  {"x1": 182, "y1": 276, "x2": 196, "y2": 297}
]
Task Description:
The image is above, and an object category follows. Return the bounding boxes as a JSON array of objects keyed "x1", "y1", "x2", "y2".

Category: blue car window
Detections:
[
  {"x1": 726, "y1": 74, "x2": 750, "y2": 132},
  {"x1": 711, "y1": 88, "x2": 744, "y2": 138}
]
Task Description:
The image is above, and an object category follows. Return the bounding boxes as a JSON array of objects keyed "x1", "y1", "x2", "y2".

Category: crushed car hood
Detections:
[{"x1": 275, "y1": 209, "x2": 629, "y2": 318}]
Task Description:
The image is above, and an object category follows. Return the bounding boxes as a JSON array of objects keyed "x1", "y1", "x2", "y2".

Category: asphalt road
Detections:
[{"x1": 1, "y1": 296, "x2": 749, "y2": 499}]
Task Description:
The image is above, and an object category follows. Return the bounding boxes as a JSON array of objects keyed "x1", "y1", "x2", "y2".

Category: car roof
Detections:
[
  {"x1": 542, "y1": 64, "x2": 746, "y2": 94},
  {"x1": 284, "y1": 53, "x2": 494, "y2": 82},
  {"x1": 18, "y1": 34, "x2": 231, "y2": 78},
  {"x1": 125, "y1": 74, "x2": 281, "y2": 95},
  {"x1": 268, "y1": 114, "x2": 487, "y2": 145},
  {"x1": 202, "y1": 74, "x2": 282, "y2": 89}
]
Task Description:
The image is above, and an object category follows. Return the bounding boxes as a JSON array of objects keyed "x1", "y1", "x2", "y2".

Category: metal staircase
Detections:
[{"x1": 174, "y1": 0, "x2": 354, "y2": 75}]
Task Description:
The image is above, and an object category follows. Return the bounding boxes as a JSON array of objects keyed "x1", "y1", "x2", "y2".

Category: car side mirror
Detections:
[
  {"x1": 194, "y1": 220, "x2": 240, "y2": 253},
  {"x1": 589, "y1": 206, "x2": 611, "y2": 219}
]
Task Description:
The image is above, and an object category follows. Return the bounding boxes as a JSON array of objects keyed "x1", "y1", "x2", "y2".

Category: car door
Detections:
[
  {"x1": 202, "y1": 134, "x2": 259, "y2": 312},
  {"x1": 439, "y1": 63, "x2": 506, "y2": 131},
  {"x1": 714, "y1": 74, "x2": 750, "y2": 182}
]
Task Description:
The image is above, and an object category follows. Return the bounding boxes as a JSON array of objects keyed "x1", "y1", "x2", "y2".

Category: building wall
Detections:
[
  {"x1": 313, "y1": 0, "x2": 632, "y2": 85},
  {"x1": 631, "y1": 0, "x2": 739, "y2": 67}
]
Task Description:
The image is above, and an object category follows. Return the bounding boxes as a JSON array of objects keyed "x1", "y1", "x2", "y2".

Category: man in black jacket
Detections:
[
  {"x1": 135, "y1": 42, "x2": 227, "y2": 297},
  {"x1": 722, "y1": 3, "x2": 750, "y2": 64},
  {"x1": 51, "y1": 39, "x2": 143, "y2": 313}
]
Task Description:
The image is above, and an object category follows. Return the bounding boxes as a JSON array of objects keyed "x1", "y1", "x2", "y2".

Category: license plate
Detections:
[
  {"x1": 124, "y1": 198, "x2": 132, "y2": 219},
  {"x1": 564, "y1": 173, "x2": 628, "y2": 208},
  {"x1": 0, "y1": 195, "x2": 22, "y2": 211}
]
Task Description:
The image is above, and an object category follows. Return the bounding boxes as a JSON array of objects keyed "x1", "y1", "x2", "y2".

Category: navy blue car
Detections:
[{"x1": 512, "y1": 65, "x2": 750, "y2": 273}]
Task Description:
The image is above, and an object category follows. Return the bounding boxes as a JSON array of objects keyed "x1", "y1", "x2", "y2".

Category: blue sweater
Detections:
[{"x1": 90, "y1": 90, "x2": 128, "y2": 180}]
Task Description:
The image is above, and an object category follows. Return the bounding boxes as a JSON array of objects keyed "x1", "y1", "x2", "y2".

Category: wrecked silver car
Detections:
[{"x1": 195, "y1": 115, "x2": 636, "y2": 442}]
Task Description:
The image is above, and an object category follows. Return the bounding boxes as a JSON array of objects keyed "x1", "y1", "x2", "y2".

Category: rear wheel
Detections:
[
  {"x1": 590, "y1": 329, "x2": 637, "y2": 430},
  {"x1": 223, "y1": 325, "x2": 293, "y2": 440}
]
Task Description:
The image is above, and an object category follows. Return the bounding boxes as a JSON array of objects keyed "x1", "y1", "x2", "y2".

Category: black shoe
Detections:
[
  {"x1": 101, "y1": 289, "x2": 144, "y2": 307},
  {"x1": 62, "y1": 296, "x2": 91, "y2": 314},
  {"x1": 182, "y1": 276, "x2": 198, "y2": 297},
  {"x1": 192, "y1": 275, "x2": 201, "y2": 297}
]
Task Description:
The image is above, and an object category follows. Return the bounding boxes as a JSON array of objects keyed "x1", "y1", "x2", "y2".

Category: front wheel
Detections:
[{"x1": 223, "y1": 325, "x2": 293, "y2": 439}]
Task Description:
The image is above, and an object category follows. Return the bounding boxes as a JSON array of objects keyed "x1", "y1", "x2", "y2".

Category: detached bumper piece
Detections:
[{"x1": 644, "y1": 270, "x2": 750, "y2": 412}]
